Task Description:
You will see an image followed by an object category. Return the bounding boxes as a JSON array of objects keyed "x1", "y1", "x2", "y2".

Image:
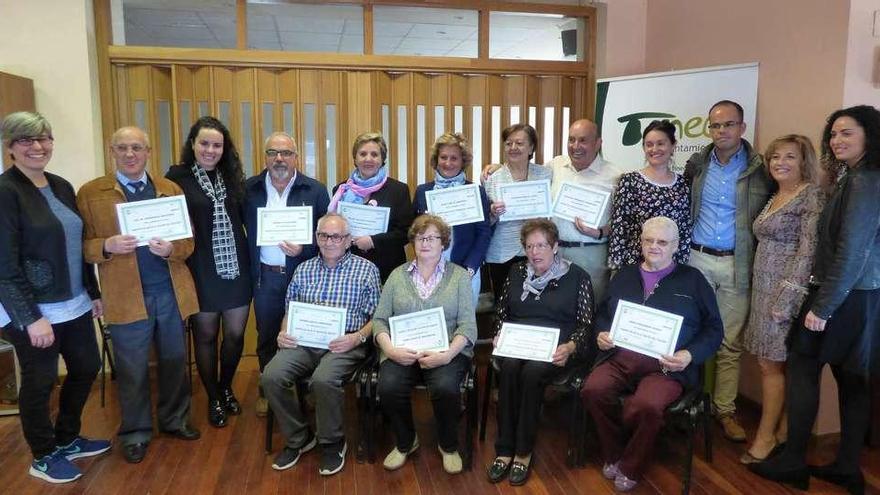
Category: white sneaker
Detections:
[{"x1": 383, "y1": 436, "x2": 419, "y2": 470}]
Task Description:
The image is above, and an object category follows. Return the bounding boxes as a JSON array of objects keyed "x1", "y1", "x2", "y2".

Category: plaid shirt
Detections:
[
  {"x1": 407, "y1": 258, "x2": 447, "y2": 300},
  {"x1": 285, "y1": 251, "x2": 381, "y2": 333}
]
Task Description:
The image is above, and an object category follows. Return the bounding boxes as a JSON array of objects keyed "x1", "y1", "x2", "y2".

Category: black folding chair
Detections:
[{"x1": 96, "y1": 318, "x2": 116, "y2": 408}]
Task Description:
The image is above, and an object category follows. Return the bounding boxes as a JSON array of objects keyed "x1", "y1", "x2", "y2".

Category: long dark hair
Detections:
[
  {"x1": 179, "y1": 116, "x2": 245, "y2": 200},
  {"x1": 820, "y1": 105, "x2": 880, "y2": 180}
]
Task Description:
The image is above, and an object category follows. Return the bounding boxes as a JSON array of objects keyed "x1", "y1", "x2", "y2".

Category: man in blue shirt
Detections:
[
  {"x1": 684, "y1": 101, "x2": 771, "y2": 442},
  {"x1": 261, "y1": 212, "x2": 381, "y2": 476}
]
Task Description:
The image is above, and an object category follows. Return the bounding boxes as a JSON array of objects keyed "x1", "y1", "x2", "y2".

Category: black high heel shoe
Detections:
[
  {"x1": 222, "y1": 388, "x2": 242, "y2": 415},
  {"x1": 809, "y1": 464, "x2": 864, "y2": 495},
  {"x1": 208, "y1": 399, "x2": 228, "y2": 427},
  {"x1": 748, "y1": 461, "x2": 809, "y2": 491}
]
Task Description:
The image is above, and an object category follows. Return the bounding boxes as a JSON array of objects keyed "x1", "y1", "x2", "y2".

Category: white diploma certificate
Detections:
[
  {"x1": 115, "y1": 195, "x2": 193, "y2": 247},
  {"x1": 285, "y1": 301, "x2": 346, "y2": 350},
  {"x1": 256, "y1": 206, "x2": 313, "y2": 246},
  {"x1": 337, "y1": 201, "x2": 391, "y2": 237},
  {"x1": 388, "y1": 307, "x2": 449, "y2": 353},
  {"x1": 425, "y1": 183, "x2": 485, "y2": 227},
  {"x1": 608, "y1": 300, "x2": 684, "y2": 359},
  {"x1": 498, "y1": 179, "x2": 552, "y2": 221},
  {"x1": 492, "y1": 322, "x2": 560, "y2": 363},
  {"x1": 551, "y1": 182, "x2": 612, "y2": 229}
]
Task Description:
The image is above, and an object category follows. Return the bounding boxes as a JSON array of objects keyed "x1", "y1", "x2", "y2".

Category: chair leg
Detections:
[
  {"x1": 681, "y1": 408, "x2": 697, "y2": 495},
  {"x1": 702, "y1": 395, "x2": 713, "y2": 463},
  {"x1": 100, "y1": 334, "x2": 107, "y2": 408},
  {"x1": 367, "y1": 373, "x2": 377, "y2": 463},
  {"x1": 479, "y1": 364, "x2": 492, "y2": 441},
  {"x1": 185, "y1": 318, "x2": 193, "y2": 390},
  {"x1": 265, "y1": 406, "x2": 274, "y2": 453},
  {"x1": 567, "y1": 392, "x2": 580, "y2": 467},
  {"x1": 356, "y1": 379, "x2": 368, "y2": 463},
  {"x1": 465, "y1": 372, "x2": 477, "y2": 470}
]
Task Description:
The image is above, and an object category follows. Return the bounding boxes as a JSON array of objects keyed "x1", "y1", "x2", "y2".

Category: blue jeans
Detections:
[
  {"x1": 108, "y1": 288, "x2": 190, "y2": 445},
  {"x1": 4, "y1": 311, "x2": 99, "y2": 458},
  {"x1": 253, "y1": 267, "x2": 292, "y2": 371}
]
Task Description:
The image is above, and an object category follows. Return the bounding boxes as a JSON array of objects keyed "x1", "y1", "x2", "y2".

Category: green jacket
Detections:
[{"x1": 684, "y1": 140, "x2": 772, "y2": 289}]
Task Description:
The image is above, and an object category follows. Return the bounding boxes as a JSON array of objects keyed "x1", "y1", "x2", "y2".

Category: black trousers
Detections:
[
  {"x1": 494, "y1": 357, "x2": 557, "y2": 457},
  {"x1": 3, "y1": 312, "x2": 100, "y2": 459},
  {"x1": 377, "y1": 353, "x2": 469, "y2": 452},
  {"x1": 782, "y1": 349, "x2": 871, "y2": 472}
]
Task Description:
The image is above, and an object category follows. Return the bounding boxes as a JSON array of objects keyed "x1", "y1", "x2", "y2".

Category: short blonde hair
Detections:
[
  {"x1": 430, "y1": 132, "x2": 473, "y2": 171},
  {"x1": 351, "y1": 132, "x2": 387, "y2": 166},
  {"x1": 409, "y1": 214, "x2": 451, "y2": 250},
  {"x1": 763, "y1": 134, "x2": 819, "y2": 185}
]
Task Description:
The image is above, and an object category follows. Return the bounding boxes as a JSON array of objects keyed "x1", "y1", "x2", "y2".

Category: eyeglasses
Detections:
[
  {"x1": 525, "y1": 242, "x2": 552, "y2": 252},
  {"x1": 112, "y1": 144, "x2": 147, "y2": 153},
  {"x1": 316, "y1": 232, "x2": 350, "y2": 243},
  {"x1": 707, "y1": 121, "x2": 742, "y2": 131},
  {"x1": 13, "y1": 136, "x2": 54, "y2": 147},
  {"x1": 414, "y1": 235, "x2": 442, "y2": 244},
  {"x1": 266, "y1": 149, "x2": 296, "y2": 158}
]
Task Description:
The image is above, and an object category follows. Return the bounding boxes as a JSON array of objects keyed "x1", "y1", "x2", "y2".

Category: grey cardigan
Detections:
[{"x1": 372, "y1": 262, "x2": 477, "y2": 361}]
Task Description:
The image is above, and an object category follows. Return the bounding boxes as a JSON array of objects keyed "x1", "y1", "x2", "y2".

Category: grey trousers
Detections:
[
  {"x1": 261, "y1": 342, "x2": 368, "y2": 448},
  {"x1": 108, "y1": 289, "x2": 191, "y2": 446}
]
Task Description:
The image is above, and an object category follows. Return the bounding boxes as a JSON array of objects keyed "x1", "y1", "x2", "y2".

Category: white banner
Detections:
[{"x1": 595, "y1": 63, "x2": 759, "y2": 174}]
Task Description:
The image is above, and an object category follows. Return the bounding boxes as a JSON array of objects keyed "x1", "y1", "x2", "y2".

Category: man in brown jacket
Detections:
[{"x1": 77, "y1": 126, "x2": 200, "y2": 464}]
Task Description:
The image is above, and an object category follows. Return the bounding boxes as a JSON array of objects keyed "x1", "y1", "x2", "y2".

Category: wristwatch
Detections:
[{"x1": 358, "y1": 331, "x2": 368, "y2": 344}]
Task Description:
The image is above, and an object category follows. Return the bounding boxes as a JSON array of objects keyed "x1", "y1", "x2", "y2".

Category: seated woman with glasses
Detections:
[
  {"x1": 373, "y1": 214, "x2": 477, "y2": 475},
  {"x1": 487, "y1": 218, "x2": 594, "y2": 486},
  {"x1": 581, "y1": 216, "x2": 722, "y2": 492}
]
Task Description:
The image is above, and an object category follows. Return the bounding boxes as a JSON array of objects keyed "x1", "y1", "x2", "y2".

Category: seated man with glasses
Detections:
[
  {"x1": 261, "y1": 212, "x2": 381, "y2": 476},
  {"x1": 245, "y1": 132, "x2": 329, "y2": 416}
]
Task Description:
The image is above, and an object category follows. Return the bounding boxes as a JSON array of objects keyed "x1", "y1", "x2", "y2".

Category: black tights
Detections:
[
  {"x1": 191, "y1": 305, "x2": 249, "y2": 401},
  {"x1": 772, "y1": 350, "x2": 871, "y2": 473}
]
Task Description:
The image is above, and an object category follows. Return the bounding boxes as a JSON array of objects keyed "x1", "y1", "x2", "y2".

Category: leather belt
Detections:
[
  {"x1": 558, "y1": 240, "x2": 600, "y2": 248},
  {"x1": 261, "y1": 263, "x2": 286, "y2": 274},
  {"x1": 690, "y1": 242, "x2": 734, "y2": 257}
]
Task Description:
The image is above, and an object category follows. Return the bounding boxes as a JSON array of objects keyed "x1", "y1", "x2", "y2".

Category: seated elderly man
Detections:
[
  {"x1": 580, "y1": 216, "x2": 722, "y2": 492},
  {"x1": 261, "y1": 212, "x2": 381, "y2": 476}
]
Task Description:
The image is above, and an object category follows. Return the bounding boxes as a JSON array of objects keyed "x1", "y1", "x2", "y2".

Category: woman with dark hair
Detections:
[
  {"x1": 487, "y1": 219, "x2": 593, "y2": 486},
  {"x1": 484, "y1": 124, "x2": 553, "y2": 300},
  {"x1": 740, "y1": 135, "x2": 824, "y2": 464},
  {"x1": 751, "y1": 105, "x2": 880, "y2": 494},
  {"x1": 608, "y1": 119, "x2": 691, "y2": 269},
  {"x1": 0, "y1": 112, "x2": 109, "y2": 483},
  {"x1": 330, "y1": 132, "x2": 413, "y2": 282},
  {"x1": 414, "y1": 132, "x2": 492, "y2": 304},
  {"x1": 166, "y1": 116, "x2": 252, "y2": 428}
]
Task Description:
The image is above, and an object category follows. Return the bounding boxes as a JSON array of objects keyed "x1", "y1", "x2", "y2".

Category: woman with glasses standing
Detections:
[
  {"x1": 487, "y1": 219, "x2": 593, "y2": 486},
  {"x1": 166, "y1": 116, "x2": 252, "y2": 428},
  {"x1": 0, "y1": 112, "x2": 110, "y2": 483},
  {"x1": 483, "y1": 124, "x2": 553, "y2": 301},
  {"x1": 373, "y1": 214, "x2": 477, "y2": 475},
  {"x1": 330, "y1": 132, "x2": 413, "y2": 282}
]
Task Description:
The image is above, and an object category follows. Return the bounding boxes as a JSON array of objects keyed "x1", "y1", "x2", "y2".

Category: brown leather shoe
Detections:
[{"x1": 718, "y1": 414, "x2": 747, "y2": 442}]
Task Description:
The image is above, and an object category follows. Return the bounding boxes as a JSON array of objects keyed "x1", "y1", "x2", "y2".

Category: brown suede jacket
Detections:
[{"x1": 76, "y1": 174, "x2": 199, "y2": 325}]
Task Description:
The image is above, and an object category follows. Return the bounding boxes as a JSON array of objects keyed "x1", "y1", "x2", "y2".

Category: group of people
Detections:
[{"x1": 0, "y1": 99, "x2": 877, "y2": 494}]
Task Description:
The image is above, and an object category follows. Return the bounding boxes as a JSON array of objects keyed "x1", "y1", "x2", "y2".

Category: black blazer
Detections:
[
  {"x1": 0, "y1": 165, "x2": 99, "y2": 328},
  {"x1": 333, "y1": 176, "x2": 413, "y2": 282}
]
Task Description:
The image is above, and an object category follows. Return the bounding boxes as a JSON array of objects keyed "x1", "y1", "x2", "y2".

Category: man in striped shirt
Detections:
[{"x1": 261, "y1": 212, "x2": 381, "y2": 476}]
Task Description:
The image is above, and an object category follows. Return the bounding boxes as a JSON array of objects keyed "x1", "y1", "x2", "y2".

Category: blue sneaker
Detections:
[
  {"x1": 57, "y1": 436, "x2": 112, "y2": 460},
  {"x1": 29, "y1": 451, "x2": 83, "y2": 483}
]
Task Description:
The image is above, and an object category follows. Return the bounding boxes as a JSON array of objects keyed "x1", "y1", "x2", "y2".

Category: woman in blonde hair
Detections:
[
  {"x1": 740, "y1": 135, "x2": 824, "y2": 465},
  {"x1": 330, "y1": 132, "x2": 413, "y2": 282},
  {"x1": 414, "y1": 132, "x2": 492, "y2": 303}
]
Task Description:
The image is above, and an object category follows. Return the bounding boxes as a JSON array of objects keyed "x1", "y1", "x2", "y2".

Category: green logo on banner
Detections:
[{"x1": 616, "y1": 112, "x2": 712, "y2": 146}]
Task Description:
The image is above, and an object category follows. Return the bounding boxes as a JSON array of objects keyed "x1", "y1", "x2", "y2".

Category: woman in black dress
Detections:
[
  {"x1": 166, "y1": 116, "x2": 252, "y2": 428},
  {"x1": 751, "y1": 105, "x2": 880, "y2": 494}
]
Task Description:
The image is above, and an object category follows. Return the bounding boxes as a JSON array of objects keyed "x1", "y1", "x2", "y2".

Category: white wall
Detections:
[
  {"x1": 843, "y1": 0, "x2": 880, "y2": 107},
  {"x1": 0, "y1": 0, "x2": 105, "y2": 189}
]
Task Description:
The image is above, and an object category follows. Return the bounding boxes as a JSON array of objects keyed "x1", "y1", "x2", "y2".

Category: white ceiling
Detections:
[{"x1": 118, "y1": 0, "x2": 580, "y2": 60}]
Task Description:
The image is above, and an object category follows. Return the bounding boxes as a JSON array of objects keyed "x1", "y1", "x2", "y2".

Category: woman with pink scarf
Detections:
[{"x1": 330, "y1": 132, "x2": 413, "y2": 281}]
